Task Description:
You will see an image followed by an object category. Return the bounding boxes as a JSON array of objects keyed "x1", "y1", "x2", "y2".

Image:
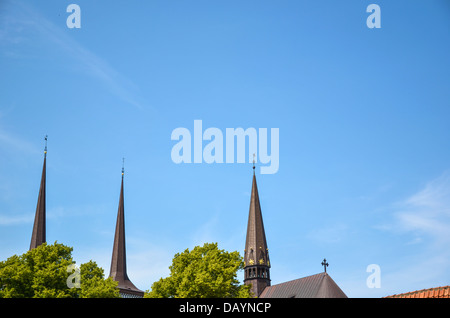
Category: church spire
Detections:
[
  {"x1": 30, "y1": 136, "x2": 47, "y2": 250},
  {"x1": 244, "y1": 164, "x2": 270, "y2": 297},
  {"x1": 109, "y1": 162, "x2": 144, "y2": 297}
]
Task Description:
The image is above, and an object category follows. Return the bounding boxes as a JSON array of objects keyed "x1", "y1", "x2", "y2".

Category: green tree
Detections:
[
  {"x1": 0, "y1": 242, "x2": 119, "y2": 298},
  {"x1": 78, "y1": 261, "x2": 120, "y2": 298},
  {"x1": 145, "y1": 242, "x2": 252, "y2": 298}
]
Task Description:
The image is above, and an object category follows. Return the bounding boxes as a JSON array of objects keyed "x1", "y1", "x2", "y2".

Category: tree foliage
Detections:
[
  {"x1": 0, "y1": 242, "x2": 119, "y2": 298},
  {"x1": 145, "y1": 242, "x2": 252, "y2": 298},
  {"x1": 77, "y1": 260, "x2": 120, "y2": 298}
]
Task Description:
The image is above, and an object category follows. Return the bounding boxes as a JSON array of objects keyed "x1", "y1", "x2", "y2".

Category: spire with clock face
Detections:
[{"x1": 243, "y1": 158, "x2": 271, "y2": 297}]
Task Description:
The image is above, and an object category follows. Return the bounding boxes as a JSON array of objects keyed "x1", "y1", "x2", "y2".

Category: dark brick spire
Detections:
[
  {"x1": 109, "y1": 165, "x2": 144, "y2": 297},
  {"x1": 30, "y1": 136, "x2": 47, "y2": 250},
  {"x1": 244, "y1": 167, "x2": 270, "y2": 297}
]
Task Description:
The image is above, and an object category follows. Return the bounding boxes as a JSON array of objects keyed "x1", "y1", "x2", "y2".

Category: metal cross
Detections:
[{"x1": 321, "y1": 258, "x2": 329, "y2": 273}]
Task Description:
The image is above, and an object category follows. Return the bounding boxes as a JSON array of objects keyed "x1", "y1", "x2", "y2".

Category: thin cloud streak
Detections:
[
  {"x1": 394, "y1": 171, "x2": 450, "y2": 246},
  {"x1": 0, "y1": 214, "x2": 34, "y2": 225},
  {"x1": 367, "y1": 171, "x2": 450, "y2": 296},
  {"x1": 1, "y1": 0, "x2": 146, "y2": 110},
  {"x1": 0, "y1": 128, "x2": 40, "y2": 155}
]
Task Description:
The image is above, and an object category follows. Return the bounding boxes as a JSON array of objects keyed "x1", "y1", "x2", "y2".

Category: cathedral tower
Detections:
[
  {"x1": 244, "y1": 165, "x2": 270, "y2": 297},
  {"x1": 109, "y1": 163, "x2": 144, "y2": 297},
  {"x1": 30, "y1": 136, "x2": 47, "y2": 250}
]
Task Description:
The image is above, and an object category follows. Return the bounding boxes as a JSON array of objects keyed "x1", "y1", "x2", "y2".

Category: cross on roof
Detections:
[{"x1": 321, "y1": 258, "x2": 329, "y2": 273}]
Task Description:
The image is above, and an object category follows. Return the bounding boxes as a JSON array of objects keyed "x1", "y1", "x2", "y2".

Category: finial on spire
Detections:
[
  {"x1": 44, "y1": 135, "x2": 48, "y2": 157},
  {"x1": 252, "y1": 153, "x2": 256, "y2": 172},
  {"x1": 122, "y1": 157, "x2": 125, "y2": 176}
]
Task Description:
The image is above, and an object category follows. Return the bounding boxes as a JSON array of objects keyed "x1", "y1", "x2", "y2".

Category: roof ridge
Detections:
[
  {"x1": 269, "y1": 272, "x2": 326, "y2": 287},
  {"x1": 316, "y1": 271, "x2": 347, "y2": 298},
  {"x1": 384, "y1": 285, "x2": 450, "y2": 298}
]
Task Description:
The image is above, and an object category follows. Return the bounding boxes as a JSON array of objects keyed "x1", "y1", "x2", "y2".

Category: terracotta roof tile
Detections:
[{"x1": 384, "y1": 286, "x2": 450, "y2": 298}]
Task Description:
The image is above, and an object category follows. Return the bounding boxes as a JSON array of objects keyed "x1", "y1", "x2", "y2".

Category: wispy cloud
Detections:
[
  {"x1": 307, "y1": 222, "x2": 349, "y2": 244},
  {"x1": 126, "y1": 238, "x2": 175, "y2": 291},
  {"x1": 367, "y1": 171, "x2": 450, "y2": 296},
  {"x1": 47, "y1": 204, "x2": 108, "y2": 220},
  {"x1": 393, "y1": 171, "x2": 450, "y2": 246},
  {"x1": 0, "y1": 128, "x2": 40, "y2": 155},
  {"x1": 0, "y1": 203, "x2": 107, "y2": 227},
  {"x1": 0, "y1": 0, "x2": 145, "y2": 110},
  {"x1": 0, "y1": 214, "x2": 33, "y2": 225},
  {"x1": 190, "y1": 213, "x2": 221, "y2": 247}
]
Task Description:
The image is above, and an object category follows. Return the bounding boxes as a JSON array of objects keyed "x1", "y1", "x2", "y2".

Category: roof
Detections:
[
  {"x1": 384, "y1": 286, "x2": 450, "y2": 298},
  {"x1": 259, "y1": 272, "x2": 347, "y2": 298}
]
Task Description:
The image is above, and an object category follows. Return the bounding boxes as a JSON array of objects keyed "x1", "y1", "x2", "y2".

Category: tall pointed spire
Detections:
[
  {"x1": 244, "y1": 164, "x2": 271, "y2": 297},
  {"x1": 109, "y1": 162, "x2": 144, "y2": 297},
  {"x1": 30, "y1": 135, "x2": 47, "y2": 250}
]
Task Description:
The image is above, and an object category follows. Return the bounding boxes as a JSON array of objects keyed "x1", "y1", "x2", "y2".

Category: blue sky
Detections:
[{"x1": 1, "y1": 0, "x2": 449, "y2": 297}]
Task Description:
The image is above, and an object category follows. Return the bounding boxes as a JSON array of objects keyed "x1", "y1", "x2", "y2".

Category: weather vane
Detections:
[{"x1": 44, "y1": 135, "x2": 48, "y2": 156}]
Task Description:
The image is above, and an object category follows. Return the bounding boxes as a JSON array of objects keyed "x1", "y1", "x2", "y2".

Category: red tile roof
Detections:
[{"x1": 384, "y1": 286, "x2": 450, "y2": 298}]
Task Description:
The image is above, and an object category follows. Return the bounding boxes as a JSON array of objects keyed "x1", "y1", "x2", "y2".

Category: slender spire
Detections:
[
  {"x1": 30, "y1": 136, "x2": 47, "y2": 250},
  {"x1": 244, "y1": 165, "x2": 270, "y2": 297},
  {"x1": 109, "y1": 163, "x2": 144, "y2": 297}
]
